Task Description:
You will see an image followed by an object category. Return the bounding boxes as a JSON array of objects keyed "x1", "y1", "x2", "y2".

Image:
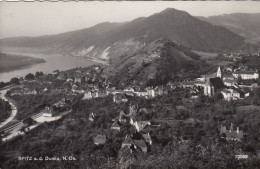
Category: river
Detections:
[{"x1": 0, "y1": 52, "x2": 100, "y2": 82}]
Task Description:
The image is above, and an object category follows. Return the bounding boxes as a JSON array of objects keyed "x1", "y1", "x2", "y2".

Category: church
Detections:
[{"x1": 204, "y1": 66, "x2": 225, "y2": 97}]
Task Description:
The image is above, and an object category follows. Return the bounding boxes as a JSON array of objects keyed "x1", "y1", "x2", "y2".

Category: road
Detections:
[{"x1": 0, "y1": 89, "x2": 18, "y2": 129}]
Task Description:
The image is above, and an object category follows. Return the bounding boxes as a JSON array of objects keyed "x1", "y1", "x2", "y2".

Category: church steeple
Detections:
[{"x1": 217, "y1": 66, "x2": 222, "y2": 79}]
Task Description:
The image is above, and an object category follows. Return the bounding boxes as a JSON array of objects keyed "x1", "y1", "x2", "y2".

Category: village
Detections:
[{"x1": 1, "y1": 56, "x2": 259, "y2": 156}]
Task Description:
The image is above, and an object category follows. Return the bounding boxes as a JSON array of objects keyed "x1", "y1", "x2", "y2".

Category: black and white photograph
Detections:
[{"x1": 0, "y1": 1, "x2": 260, "y2": 168}]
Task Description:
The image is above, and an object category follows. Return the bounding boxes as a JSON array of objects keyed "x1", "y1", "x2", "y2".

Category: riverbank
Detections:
[
  {"x1": 0, "y1": 52, "x2": 100, "y2": 82},
  {"x1": 0, "y1": 52, "x2": 46, "y2": 73}
]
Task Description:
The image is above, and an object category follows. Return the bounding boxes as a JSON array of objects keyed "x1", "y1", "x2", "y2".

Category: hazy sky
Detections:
[{"x1": 1, "y1": 1, "x2": 260, "y2": 39}]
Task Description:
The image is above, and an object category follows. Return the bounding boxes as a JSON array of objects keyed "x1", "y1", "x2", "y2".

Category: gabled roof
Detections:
[
  {"x1": 122, "y1": 135, "x2": 132, "y2": 145},
  {"x1": 133, "y1": 140, "x2": 147, "y2": 148},
  {"x1": 111, "y1": 121, "x2": 121, "y2": 128},
  {"x1": 142, "y1": 133, "x2": 152, "y2": 141},
  {"x1": 208, "y1": 77, "x2": 225, "y2": 90}
]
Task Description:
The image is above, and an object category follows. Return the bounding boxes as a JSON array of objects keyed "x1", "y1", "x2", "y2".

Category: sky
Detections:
[{"x1": 1, "y1": 1, "x2": 260, "y2": 39}]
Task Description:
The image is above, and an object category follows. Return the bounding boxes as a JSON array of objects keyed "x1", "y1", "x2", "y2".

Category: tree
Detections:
[
  {"x1": 35, "y1": 71, "x2": 43, "y2": 79},
  {"x1": 9, "y1": 77, "x2": 19, "y2": 85},
  {"x1": 25, "y1": 73, "x2": 35, "y2": 81}
]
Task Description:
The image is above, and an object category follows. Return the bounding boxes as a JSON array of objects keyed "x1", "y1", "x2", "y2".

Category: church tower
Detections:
[{"x1": 217, "y1": 66, "x2": 222, "y2": 79}]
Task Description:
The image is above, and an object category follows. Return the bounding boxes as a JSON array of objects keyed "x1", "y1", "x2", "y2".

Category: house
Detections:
[
  {"x1": 54, "y1": 98, "x2": 68, "y2": 108},
  {"x1": 42, "y1": 87, "x2": 49, "y2": 93},
  {"x1": 121, "y1": 133, "x2": 149, "y2": 153},
  {"x1": 182, "y1": 81, "x2": 195, "y2": 88},
  {"x1": 89, "y1": 112, "x2": 96, "y2": 122},
  {"x1": 42, "y1": 106, "x2": 54, "y2": 117},
  {"x1": 251, "y1": 83, "x2": 259, "y2": 88},
  {"x1": 83, "y1": 91, "x2": 92, "y2": 99},
  {"x1": 142, "y1": 133, "x2": 152, "y2": 145},
  {"x1": 121, "y1": 135, "x2": 132, "y2": 149},
  {"x1": 131, "y1": 132, "x2": 148, "y2": 153},
  {"x1": 155, "y1": 86, "x2": 168, "y2": 96},
  {"x1": 111, "y1": 121, "x2": 121, "y2": 131},
  {"x1": 223, "y1": 79, "x2": 238, "y2": 87},
  {"x1": 24, "y1": 88, "x2": 37, "y2": 95},
  {"x1": 221, "y1": 89, "x2": 240, "y2": 101},
  {"x1": 133, "y1": 121, "x2": 151, "y2": 132},
  {"x1": 113, "y1": 94, "x2": 128, "y2": 103},
  {"x1": 146, "y1": 87, "x2": 155, "y2": 97},
  {"x1": 97, "y1": 89, "x2": 107, "y2": 97},
  {"x1": 119, "y1": 111, "x2": 131, "y2": 124},
  {"x1": 94, "y1": 135, "x2": 106, "y2": 145},
  {"x1": 223, "y1": 74, "x2": 234, "y2": 80},
  {"x1": 204, "y1": 77, "x2": 225, "y2": 97},
  {"x1": 125, "y1": 91, "x2": 135, "y2": 97},
  {"x1": 220, "y1": 123, "x2": 243, "y2": 141},
  {"x1": 134, "y1": 90, "x2": 148, "y2": 97},
  {"x1": 74, "y1": 77, "x2": 82, "y2": 83},
  {"x1": 195, "y1": 80, "x2": 206, "y2": 88},
  {"x1": 124, "y1": 87, "x2": 135, "y2": 92},
  {"x1": 233, "y1": 71, "x2": 259, "y2": 80},
  {"x1": 133, "y1": 140, "x2": 147, "y2": 153}
]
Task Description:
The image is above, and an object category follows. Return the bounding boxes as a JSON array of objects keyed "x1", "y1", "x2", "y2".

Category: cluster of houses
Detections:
[
  {"x1": 182, "y1": 65, "x2": 259, "y2": 101},
  {"x1": 218, "y1": 53, "x2": 243, "y2": 62},
  {"x1": 83, "y1": 85, "x2": 172, "y2": 102},
  {"x1": 93, "y1": 103, "x2": 153, "y2": 153},
  {"x1": 9, "y1": 88, "x2": 38, "y2": 96},
  {"x1": 42, "y1": 98, "x2": 71, "y2": 117}
]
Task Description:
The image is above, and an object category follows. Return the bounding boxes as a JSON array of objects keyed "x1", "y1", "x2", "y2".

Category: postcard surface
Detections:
[{"x1": 0, "y1": 1, "x2": 260, "y2": 168}]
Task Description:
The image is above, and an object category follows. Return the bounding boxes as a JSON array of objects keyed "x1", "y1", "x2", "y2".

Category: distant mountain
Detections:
[
  {"x1": 0, "y1": 8, "x2": 249, "y2": 58},
  {"x1": 197, "y1": 13, "x2": 260, "y2": 42}
]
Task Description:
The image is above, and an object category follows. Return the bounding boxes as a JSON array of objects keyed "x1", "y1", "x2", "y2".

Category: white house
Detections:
[
  {"x1": 146, "y1": 88, "x2": 155, "y2": 97},
  {"x1": 221, "y1": 89, "x2": 240, "y2": 101},
  {"x1": 134, "y1": 90, "x2": 148, "y2": 97},
  {"x1": 233, "y1": 71, "x2": 259, "y2": 80},
  {"x1": 42, "y1": 106, "x2": 54, "y2": 117},
  {"x1": 124, "y1": 87, "x2": 135, "y2": 92},
  {"x1": 83, "y1": 91, "x2": 92, "y2": 99},
  {"x1": 223, "y1": 79, "x2": 238, "y2": 87}
]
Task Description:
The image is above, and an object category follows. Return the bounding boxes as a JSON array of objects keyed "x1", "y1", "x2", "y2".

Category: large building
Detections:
[
  {"x1": 221, "y1": 89, "x2": 240, "y2": 101},
  {"x1": 204, "y1": 77, "x2": 225, "y2": 97},
  {"x1": 233, "y1": 71, "x2": 259, "y2": 80}
]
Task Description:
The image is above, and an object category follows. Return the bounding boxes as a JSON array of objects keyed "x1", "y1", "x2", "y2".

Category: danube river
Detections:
[{"x1": 0, "y1": 52, "x2": 100, "y2": 82}]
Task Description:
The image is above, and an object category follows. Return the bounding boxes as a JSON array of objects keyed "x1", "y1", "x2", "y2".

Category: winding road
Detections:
[{"x1": 0, "y1": 89, "x2": 18, "y2": 129}]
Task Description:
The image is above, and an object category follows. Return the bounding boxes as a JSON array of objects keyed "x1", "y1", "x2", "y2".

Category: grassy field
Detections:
[{"x1": 0, "y1": 53, "x2": 45, "y2": 73}]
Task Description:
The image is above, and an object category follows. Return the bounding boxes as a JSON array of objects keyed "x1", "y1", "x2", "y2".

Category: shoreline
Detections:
[
  {"x1": 0, "y1": 51, "x2": 102, "y2": 83},
  {"x1": 0, "y1": 52, "x2": 46, "y2": 74}
]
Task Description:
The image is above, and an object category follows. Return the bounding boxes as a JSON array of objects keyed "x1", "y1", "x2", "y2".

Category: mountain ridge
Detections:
[
  {"x1": 0, "y1": 8, "x2": 249, "y2": 56},
  {"x1": 196, "y1": 13, "x2": 260, "y2": 42}
]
